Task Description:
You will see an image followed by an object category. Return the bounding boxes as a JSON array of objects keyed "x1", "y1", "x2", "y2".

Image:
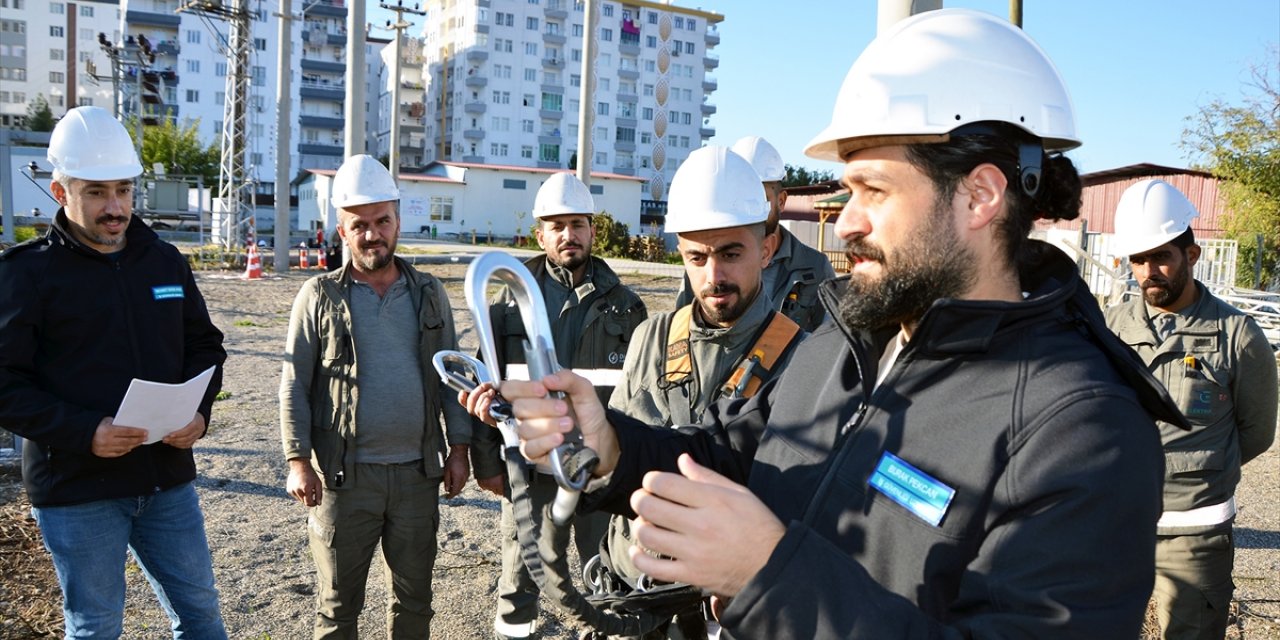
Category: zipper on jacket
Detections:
[{"x1": 799, "y1": 400, "x2": 868, "y2": 524}]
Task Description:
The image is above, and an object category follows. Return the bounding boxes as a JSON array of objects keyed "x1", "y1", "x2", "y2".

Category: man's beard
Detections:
[
  {"x1": 1141, "y1": 258, "x2": 1191, "y2": 308},
  {"x1": 548, "y1": 241, "x2": 589, "y2": 272},
  {"x1": 352, "y1": 239, "x2": 395, "y2": 272},
  {"x1": 86, "y1": 214, "x2": 128, "y2": 248},
  {"x1": 697, "y1": 280, "x2": 757, "y2": 325},
  {"x1": 838, "y1": 206, "x2": 976, "y2": 332}
]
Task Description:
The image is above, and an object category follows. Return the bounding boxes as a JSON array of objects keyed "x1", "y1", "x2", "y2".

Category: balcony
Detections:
[
  {"x1": 299, "y1": 142, "x2": 344, "y2": 156},
  {"x1": 542, "y1": 31, "x2": 566, "y2": 46},
  {"x1": 611, "y1": 165, "x2": 635, "y2": 176},
  {"x1": 477, "y1": 0, "x2": 490, "y2": 6},
  {"x1": 617, "y1": 67, "x2": 639, "y2": 80},
  {"x1": 306, "y1": 0, "x2": 346, "y2": 18},
  {"x1": 617, "y1": 91, "x2": 638, "y2": 104},
  {"x1": 301, "y1": 58, "x2": 344, "y2": 73},
  {"x1": 154, "y1": 40, "x2": 180, "y2": 56},
  {"x1": 703, "y1": 54, "x2": 719, "y2": 70},
  {"x1": 541, "y1": 83, "x2": 564, "y2": 94},
  {"x1": 700, "y1": 102, "x2": 716, "y2": 116},
  {"x1": 615, "y1": 116, "x2": 637, "y2": 128},
  {"x1": 544, "y1": 1, "x2": 568, "y2": 19},
  {"x1": 464, "y1": 101, "x2": 487, "y2": 114},
  {"x1": 614, "y1": 140, "x2": 636, "y2": 153},
  {"x1": 700, "y1": 126, "x2": 715, "y2": 138},
  {"x1": 539, "y1": 108, "x2": 563, "y2": 120},
  {"x1": 300, "y1": 81, "x2": 345, "y2": 100},
  {"x1": 705, "y1": 28, "x2": 719, "y2": 46},
  {"x1": 702, "y1": 76, "x2": 717, "y2": 92},
  {"x1": 538, "y1": 132, "x2": 561, "y2": 145},
  {"x1": 463, "y1": 128, "x2": 485, "y2": 140},
  {"x1": 542, "y1": 57, "x2": 565, "y2": 70},
  {"x1": 619, "y1": 42, "x2": 640, "y2": 57},
  {"x1": 300, "y1": 114, "x2": 345, "y2": 129},
  {"x1": 462, "y1": 155, "x2": 486, "y2": 163},
  {"x1": 476, "y1": 23, "x2": 489, "y2": 34},
  {"x1": 398, "y1": 120, "x2": 425, "y2": 133},
  {"x1": 467, "y1": 48, "x2": 488, "y2": 63},
  {"x1": 126, "y1": 9, "x2": 180, "y2": 27},
  {"x1": 465, "y1": 74, "x2": 487, "y2": 88}
]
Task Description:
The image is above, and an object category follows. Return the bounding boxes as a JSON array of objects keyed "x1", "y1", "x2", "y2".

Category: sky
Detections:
[{"x1": 372, "y1": 1, "x2": 1279, "y2": 177}]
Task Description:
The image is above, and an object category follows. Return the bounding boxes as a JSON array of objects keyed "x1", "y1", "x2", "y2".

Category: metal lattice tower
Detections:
[{"x1": 179, "y1": 0, "x2": 254, "y2": 247}]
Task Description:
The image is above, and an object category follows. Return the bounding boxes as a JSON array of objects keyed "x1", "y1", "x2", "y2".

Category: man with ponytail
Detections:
[{"x1": 497, "y1": 10, "x2": 1185, "y2": 638}]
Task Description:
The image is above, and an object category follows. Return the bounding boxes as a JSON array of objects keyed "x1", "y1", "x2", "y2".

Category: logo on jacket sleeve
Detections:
[
  {"x1": 152, "y1": 285, "x2": 185, "y2": 300},
  {"x1": 869, "y1": 451, "x2": 955, "y2": 527}
]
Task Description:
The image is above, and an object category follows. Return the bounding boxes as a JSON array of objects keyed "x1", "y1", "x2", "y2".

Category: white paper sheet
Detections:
[{"x1": 114, "y1": 366, "x2": 217, "y2": 444}]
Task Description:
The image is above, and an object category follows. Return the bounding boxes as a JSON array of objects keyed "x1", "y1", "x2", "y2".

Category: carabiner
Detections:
[{"x1": 465, "y1": 252, "x2": 599, "y2": 524}]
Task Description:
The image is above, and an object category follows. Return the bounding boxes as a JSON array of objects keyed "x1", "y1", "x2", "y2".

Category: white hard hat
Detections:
[
  {"x1": 533, "y1": 173, "x2": 595, "y2": 219},
  {"x1": 1112, "y1": 179, "x2": 1200, "y2": 257},
  {"x1": 331, "y1": 154, "x2": 399, "y2": 209},
  {"x1": 665, "y1": 146, "x2": 768, "y2": 234},
  {"x1": 730, "y1": 136, "x2": 785, "y2": 183},
  {"x1": 804, "y1": 9, "x2": 1079, "y2": 162},
  {"x1": 47, "y1": 106, "x2": 143, "y2": 181}
]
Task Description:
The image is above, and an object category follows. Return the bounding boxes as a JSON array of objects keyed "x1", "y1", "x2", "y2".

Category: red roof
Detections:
[
  {"x1": 436, "y1": 161, "x2": 646, "y2": 182},
  {"x1": 305, "y1": 168, "x2": 465, "y2": 185},
  {"x1": 1038, "y1": 164, "x2": 1226, "y2": 237}
]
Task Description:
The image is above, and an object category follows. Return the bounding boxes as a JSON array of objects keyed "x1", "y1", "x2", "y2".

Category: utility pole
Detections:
[
  {"x1": 380, "y1": 1, "x2": 427, "y2": 183},
  {"x1": 343, "y1": 0, "x2": 367, "y2": 160},
  {"x1": 1010, "y1": 0, "x2": 1023, "y2": 27},
  {"x1": 876, "y1": 0, "x2": 941, "y2": 34},
  {"x1": 576, "y1": 0, "x2": 598, "y2": 187},
  {"x1": 274, "y1": 0, "x2": 294, "y2": 271}
]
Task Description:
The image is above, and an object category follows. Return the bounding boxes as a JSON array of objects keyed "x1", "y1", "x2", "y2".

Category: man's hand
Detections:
[
  {"x1": 628, "y1": 454, "x2": 785, "y2": 598},
  {"x1": 458, "y1": 382, "x2": 499, "y2": 427},
  {"x1": 505, "y1": 371, "x2": 618, "y2": 476},
  {"x1": 475, "y1": 474, "x2": 505, "y2": 496},
  {"x1": 91, "y1": 417, "x2": 148, "y2": 458},
  {"x1": 287, "y1": 457, "x2": 323, "y2": 507},
  {"x1": 161, "y1": 413, "x2": 206, "y2": 449},
  {"x1": 443, "y1": 444, "x2": 471, "y2": 498}
]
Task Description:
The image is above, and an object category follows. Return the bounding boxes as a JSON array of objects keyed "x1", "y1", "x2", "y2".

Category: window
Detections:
[
  {"x1": 619, "y1": 102, "x2": 635, "y2": 117},
  {"x1": 599, "y1": 53, "x2": 611, "y2": 67},
  {"x1": 546, "y1": 22, "x2": 561, "y2": 35},
  {"x1": 78, "y1": 28, "x2": 92, "y2": 41},
  {"x1": 80, "y1": 5, "x2": 93, "y2": 16},
  {"x1": 187, "y1": 30, "x2": 201, "y2": 44},
  {"x1": 541, "y1": 93, "x2": 562, "y2": 111},
  {"x1": 216, "y1": 62, "x2": 227, "y2": 76},
  {"x1": 597, "y1": 102, "x2": 609, "y2": 115},
  {"x1": 51, "y1": 2, "x2": 64, "y2": 13},
  {"x1": 523, "y1": 93, "x2": 534, "y2": 106},
  {"x1": 682, "y1": 112, "x2": 692, "y2": 125},
  {"x1": 643, "y1": 84, "x2": 654, "y2": 96},
  {"x1": 430, "y1": 196, "x2": 454, "y2": 221},
  {"x1": 522, "y1": 145, "x2": 534, "y2": 159},
  {"x1": 594, "y1": 151, "x2": 607, "y2": 166},
  {"x1": 648, "y1": 11, "x2": 657, "y2": 24},
  {"x1": 602, "y1": 3, "x2": 613, "y2": 17},
  {"x1": 642, "y1": 107, "x2": 652, "y2": 120},
  {"x1": 687, "y1": 19, "x2": 697, "y2": 31},
  {"x1": 599, "y1": 78, "x2": 610, "y2": 91},
  {"x1": 539, "y1": 143, "x2": 560, "y2": 162},
  {"x1": 252, "y1": 65, "x2": 266, "y2": 86},
  {"x1": 521, "y1": 119, "x2": 534, "y2": 133},
  {"x1": 526, "y1": 17, "x2": 539, "y2": 30},
  {"x1": 545, "y1": 71, "x2": 560, "y2": 84},
  {"x1": 494, "y1": 64, "x2": 512, "y2": 78},
  {"x1": 254, "y1": 37, "x2": 267, "y2": 51},
  {"x1": 250, "y1": 152, "x2": 262, "y2": 166},
  {"x1": 215, "y1": 91, "x2": 225, "y2": 105},
  {"x1": 616, "y1": 127, "x2": 635, "y2": 143},
  {"x1": 490, "y1": 116, "x2": 510, "y2": 131},
  {"x1": 572, "y1": 24, "x2": 582, "y2": 36},
  {"x1": 187, "y1": 60, "x2": 200, "y2": 73},
  {"x1": 495, "y1": 11, "x2": 514, "y2": 26},
  {"x1": 601, "y1": 28, "x2": 613, "y2": 42},
  {"x1": 571, "y1": 48, "x2": 581, "y2": 62},
  {"x1": 79, "y1": 50, "x2": 92, "y2": 62},
  {"x1": 685, "y1": 42, "x2": 695, "y2": 54},
  {"x1": 674, "y1": 16, "x2": 684, "y2": 29},
  {"x1": 490, "y1": 143, "x2": 509, "y2": 157},
  {"x1": 569, "y1": 74, "x2": 580, "y2": 87},
  {"x1": 680, "y1": 135, "x2": 690, "y2": 148},
  {"x1": 568, "y1": 98, "x2": 579, "y2": 112},
  {"x1": 79, "y1": 96, "x2": 93, "y2": 106},
  {"x1": 524, "y1": 68, "x2": 537, "y2": 82},
  {"x1": 594, "y1": 126, "x2": 607, "y2": 140},
  {"x1": 49, "y1": 71, "x2": 65, "y2": 83},
  {"x1": 640, "y1": 132, "x2": 651, "y2": 144},
  {"x1": 491, "y1": 90, "x2": 510, "y2": 104},
  {"x1": 504, "y1": 179, "x2": 527, "y2": 190},
  {"x1": 646, "y1": 35, "x2": 656, "y2": 48},
  {"x1": 494, "y1": 38, "x2": 513, "y2": 52},
  {"x1": 51, "y1": 48, "x2": 64, "y2": 60},
  {"x1": 644, "y1": 60, "x2": 655, "y2": 72},
  {"x1": 50, "y1": 25, "x2": 64, "y2": 37}
]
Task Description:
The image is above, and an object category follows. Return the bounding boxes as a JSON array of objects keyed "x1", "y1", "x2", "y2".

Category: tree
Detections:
[
  {"x1": 1181, "y1": 48, "x2": 1280, "y2": 289},
  {"x1": 592, "y1": 211, "x2": 631, "y2": 257},
  {"x1": 24, "y1": 94, "x2": 55, "y2": 132},
  {"x1": 781, "y1": 163, "x2": 836, "y2": 188},
  {"x1": 126, "y1": 116, "x2": 221, "y2": 184}
]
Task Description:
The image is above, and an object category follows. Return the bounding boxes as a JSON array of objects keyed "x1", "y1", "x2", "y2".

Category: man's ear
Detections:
[
  {"x1": 1185, "y1": 243, "x2": 1202, "y2": 267},
  {"x1": 961, "y1": 163, "x2": 1009, "y2": 231},
  {"x1": 761, "y1": 228, "x2": 779, "y2": 266},
  {"x1": 50, "y1": 180, "x2": 67, "y2": 206},
  {"x1": 777, "y1": 189, "x2": 788, "y2": 213}
]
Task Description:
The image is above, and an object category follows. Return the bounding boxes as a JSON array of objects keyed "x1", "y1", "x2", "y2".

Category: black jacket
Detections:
[
  {"x1": 0, "y1": 212, "x2": 226, "y2": 506},
  {"x1": 593, "y1": 244, "x2": 1182, "y2": 639}
]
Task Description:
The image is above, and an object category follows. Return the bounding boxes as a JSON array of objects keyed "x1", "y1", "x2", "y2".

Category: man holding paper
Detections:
[{"x1": 0, "y1": 106, "x2": 229, "y2": 638}]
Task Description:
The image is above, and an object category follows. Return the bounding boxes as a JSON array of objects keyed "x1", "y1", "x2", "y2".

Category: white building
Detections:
[
  {"x1": 417, "y1": 0, "x2": 722, "y2": 210},
  {"x1": 298, "y1": 161, "x2": 644, "y2": 240},
  {"x1": 1, "y1": 0, "x2": 386, "y2": 209}
]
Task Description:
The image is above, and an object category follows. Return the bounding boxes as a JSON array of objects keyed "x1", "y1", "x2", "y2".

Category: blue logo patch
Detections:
[
  {"x1": 868, "y1": 451, "x2": 955, "y2": 527},
  {"x1": 152, "y1": 285, "x2": 185, "y2": 301}
]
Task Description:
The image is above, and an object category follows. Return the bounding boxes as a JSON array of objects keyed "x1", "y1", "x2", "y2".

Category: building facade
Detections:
[{"x1": 418, "y1": 0, "x2": 721, "y2": 206}]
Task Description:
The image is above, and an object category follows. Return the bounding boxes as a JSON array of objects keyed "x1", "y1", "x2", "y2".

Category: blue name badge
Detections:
[
  {"x1": 868, "y1": 451, "x2": 955, "y2": 527},
  {"x1": 152, "y1": 285, "x2": 185, "y2": 301}
]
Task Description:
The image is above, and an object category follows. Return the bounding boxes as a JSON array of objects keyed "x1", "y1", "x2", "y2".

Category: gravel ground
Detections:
[{"x1": 3, "y1": 262, "x2": 1278, "y2": 639}]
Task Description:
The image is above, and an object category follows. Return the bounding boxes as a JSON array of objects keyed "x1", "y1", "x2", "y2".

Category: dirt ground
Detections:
[{"x1": 1, "y1": 262, "x2": 1278, "y2": 639}]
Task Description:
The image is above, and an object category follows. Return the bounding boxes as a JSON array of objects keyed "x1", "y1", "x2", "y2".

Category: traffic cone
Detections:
[
  {"x1": 299, "y1": 244, "x2": 309, "y2": 269},
  {"x1": 317, "y1": 246, "x2": 328, "y2": 270},
  {"x1": 242, "y1": 245, "x2": 262, "y2": 280}
]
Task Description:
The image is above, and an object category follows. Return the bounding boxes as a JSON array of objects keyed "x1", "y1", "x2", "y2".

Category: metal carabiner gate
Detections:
[{"x1": 465, "y1": 251, "x2": 599, "y2": 525}]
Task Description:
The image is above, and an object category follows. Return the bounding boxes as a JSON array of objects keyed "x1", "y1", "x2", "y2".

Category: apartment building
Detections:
[
  {"x1": 0, "y1": 0, "x2": 386, "y2": 203},
  {"x1": 418, "y1": 0, "x2": 721, "y2": 207}
]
